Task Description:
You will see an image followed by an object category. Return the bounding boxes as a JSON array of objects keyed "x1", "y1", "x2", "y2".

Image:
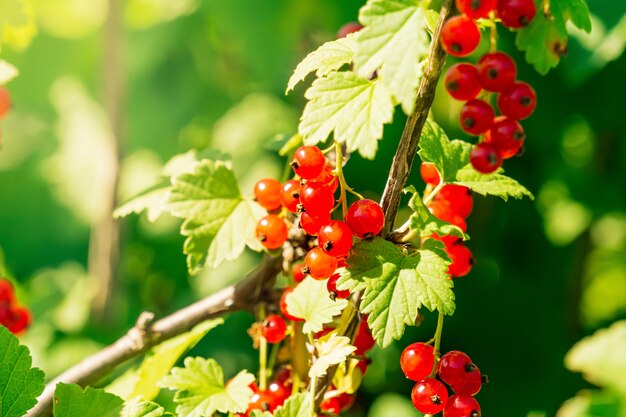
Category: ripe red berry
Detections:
[
  {"x1": 304, "y1": 247, "x2": 338, "y2": 280},
  {"x1": 267, "y1": 381, "x2": 290, "y2": 409},
  {"x1": 354, "y1": 318, "x2": 376, "y2": 354},
  {"x1": 428, "y1": 200, "x2": 468, "y2": 232},
  {"x1": 443, "y1": 394, "x2": 481, "y2": 417},
  {"x1": 484, "y1": 116, "x2": 525, "y2": 159},
  {"x1": 262, "y1": 314, "x2": 288, "y2": 344},
  {"x1": 254, "y1": 178, "x2": 283, "y2": 211},
  {"x1": 446, "y1": 243, "x2": 474, "y2": 277},
  {"x1": 247, "y1": 388, "x2": 273, "y2": 413},
  {"x1": 497, "y1": 0, "x2": 536, "y2": 28},
  {"x1": 456, "y1": 0, "x2": 497, "y2": 19},
  {"x1": 256, "y1": 215, "x2": 288, "y2": 250},
  {"x1": 313, "y1": 165, "x2": 339, "y2": 193},
  {"x1": 400, "y1": 342, "x2": 435, "y2": 381},
  {"x1": 327, "y1": 273, "x2": 350, "y2": 299},
  {"x1": 7, "y1": 306, "x2": 31, "y2": 335},
  {"x1": 420, "y1": 162, "x2": 441, "y2": 186},
  {"x1": 337, "y1": 391, "x2": 356, "y2": 411},
  {"x1": 281, "y1": 180, "x2": 301, "y2": 213},
  {"x1": 299, "y1": 212, "x2": 331, "y2": 236},
  {"x1": 497, "y1": 81, "x2": 537, "y2": 120},
  {"x1": 438, "y1": 351, "x2": 476, "y2": 388},
  {"x1": 321, "y1": 396, "x2": 342, "y2": 414},
  {"x1": 0, "y1": 88, "x2": 11, "y2": 118},
  {"x1": 300, "y1": 182, "x2": 335, "y2": 218},
  {"x1": 444, "y1": 63, "x2": 482, "y2": 101},
  {"x1": 292, "y1": 146, "x2": 326, "y2": 179},
  {"x1": 337, "y1": 22, "x2": 363, "y2": 39},
  {"x1": 292, "y1": 263, "x2": 306, "y2": 283},
  {"x1": 280, "y1": 287, "x2": 303, "y2": 322},
  {"x1": 0, "y1": 279, "x2": 14, "y2": 305},
  {"x1": 436, "y1": 184, "x2": 473, "y2": 219},
  {"x1": 451, "y1": 364, "x2": 483, "y2": 396},
  {"x1": 440, "y1": 16, "x2": 481, "y2": 58},
  {"x1": 470, "y1": 143, "x2": 502, "y2": 174},
  {"x1": 345, "y1": 199, "x2": 385, "y2": 239},
  {"x1": 477, "y1": 52, "x2": 517, "y2": 92},
  {"x1": 460, "y1": 99, "x2": 494, "y2": 136},
  {"x1": 411, "y1": 378, "x2": 449, "y2": 415},
  {"x1": 318, "y1": 221, "x2": 353, "y2": 257}
]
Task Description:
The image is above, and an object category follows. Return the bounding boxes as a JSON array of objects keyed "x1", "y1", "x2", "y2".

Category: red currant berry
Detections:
[
  {"x1": 445, "y1": 63, "x2": 482, "y2": 101},
  {"x1": 318, "y1": 221, "x2": 353, "y2": 257},
  {"x1": 337, "y1": 22, "x2": 363, "y2": 39},
  {"x1": 8, "y1": 306, "x2": 31, "y2": 335},
  {"x1": 292, "y1": 263, "x2": 306, "y2": 283},
  {"x1": 420, "y1": 162, "x2": 441, "y2": 186},
  {"x1": 400, "y1": 342, "x2": 435, "y2": 381},
  {"x1": 292, "y1": 146, "x2": 326, "y2": 179},
  {"x1": 456, "y1": 0, "x2": 497, "y2": 19},
  {"x1": 304, "y1": 247, "x2": 338, "y2": 280},
  {"x1": 321, "y1": 396, "x2": 342, "y2": 414},
  {"x1": 451, "y1": 364, "x2": 483, "y2": 396},
  {"x1": 256, "y1": 215, "x2": 288, "y2": 249},
  {"x1": 247, "y1": 389, "x2": 273, "y2": 413},
  {"x1": 446, "y1": 243, "x2": 473, "y2": 277},
  {"x1": 428, "y1": 201, "x2": 468, "y2": 232},
  {"x1": 327, "y1": 273, "x2": 350, "y2": 299},
  {"x1": 280, "y1": 287, "x2": 303, "y2": 322},
  {"x1": 337, "y1": 392, "x2": 356, "y2": 411},
  {"x1": 354, "y1": 318, "x2": 376, "y2": 354},
  {"x1": 497, "y1": 81, "x2": 537, "y2": 120},
  {"x1": 300, "y1": 182, "x2": 335, "y2": 218},
  {"x1": 497, "y1": 0, "x2": 536, "y2": 28},
  {"x1": 432, "y1": 233, "x2": 462, "y2": 247},
  {"x1": 315, "y1": 326, "x2": 335, "y2": 339},
  {"x1": 281, "y1": 180, "x2": 302, "y2": 213},
  {"x1": 484, "y1": 116, "x2": 525, "y2": 159},
  {"x1": 254, "y1": 178, "x2": 283, "y2": 211},
  {"x1": 440, "y1": 16, "x2": 481, "y2": 58},
  {"x1": 438, "y1": 351, "x2": 476, "y2": 387},
  {"x1": 443, "y1": 394, "x2": 481, "y2": 417},
  {"x1": 313, "y1": 165, "x2": 339, "y2": 193},
  {"x1": 267, "y1": 381, "x2": 290, "y2": 409},
  {"x1": 0, "y1": 279, "x2": 14, "y2": 305},
  {"x1": 470, "y1": 143, "x2": 502, "y2": 174},
  {"x1": 356, "y1": 359, "x2": 369, "y2": 375},
  {"x1": 436, "y1": 184, "x2": 473, "y2": 219},
  {"x1": 299, "y1": 212, "x2": 331, "y2": 236},
  {"x1": 345, "y1": 199, "x2": 385, "y2": 239},
  {"x1": 411, "y1": 378, "x2": 449, "y2": 415},
  {"x1": 262, "y1": 314, "x2": 288, "y2": 344},
  {"x1": 460, "y1": 99, "x2": 494, "y2": 136},
  {"x1": 477, "y1": 52, "x2": 517, "y2": 92},
  {"x1": 0, "y1": 88, "x2": 11, "y2": 118}
]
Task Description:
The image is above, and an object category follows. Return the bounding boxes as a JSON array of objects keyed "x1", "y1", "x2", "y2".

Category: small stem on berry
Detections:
[
  {"x1": 259, "y1": 305, "x2": 268, "y2": 391},
  {"x1": 488, "y1": 14, "x2": 498, "y2": 53},
  {"x1": 430, "y1": 311, "x2": 445, "y2": 377},
  {"x1": 423, "y1": 181, "x2": 445, "y2": 206},
  {"x1": 267, "y1": 340, "x2": 281, "y2": 380},
  {"x1": 334, "y1": 141, "x2": 350, "y2": 218}
]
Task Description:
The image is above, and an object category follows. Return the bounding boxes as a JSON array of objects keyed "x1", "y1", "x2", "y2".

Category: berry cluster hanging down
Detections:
[
  {"x1": 441, "y1": 0, "x2": 537, "y2": 174},
  {"x1": 0, "y1": 278, "x2": 31, "y2": 334}
]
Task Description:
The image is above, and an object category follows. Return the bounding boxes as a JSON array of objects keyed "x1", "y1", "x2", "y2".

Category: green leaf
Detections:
[
  {"x1": 565, "y1": 320, "x2": 626, "y2": 395},
  {"x1": 332, "y1": 358, "x2": 364, "y2": 395},
  {"x1": 299, "y1": 71, "x2": 394, "y2": 160},
  {"x1": 516, "y1": 0, "x2": 592, "y2": 74},
  {"x1": 454, "y1": 165, "x2": 534, "y2": 201},
  {"x1": 159, "y1": 357, "x2": 255, "y2": 417},
  {"x1": 286, "y1": 35, "x2": 356, "y2": 93},
  {"x1": 285, "y1": 276, "x2": 348, "y2": 334},
  {"x1": 167, "y1": 159, "x2": 265, "y2": 273},
  {"x1": 404, "y1": 186, "x2": 467, "y2": 239},
  {"x1": 355, "y1": 0, "x2": 430, "y2": 114},
  {"x1": 250, "y1": 411, "x2": 274, "y2": 417},
  {"x1": 114, "y1": 181, "x2": 171, "y2": 222},
  {"x1": 0, "y1": 326, "x2": 45, "y2": 417},
  {"x1": 121, "y1": 399, "x2": 175, "y2": 417},
  {"x1": 557, "y1": 390, "x2": 625, "y2": 417},
  {"x1": 418, "y1": 118, "x2": 472, "y2": 183},
  {"x1": 309, "y1": 334, "x2": 357, "y2": 378},
  {"x1": 337, "y1": 238, "x2": 454, "y2": 348},
  {"x1": 274, "y1": 393, "x2": 310, "y2": 417},
  {"x1": 53, "y1": 384, "x2": 123, "y2": 417}
]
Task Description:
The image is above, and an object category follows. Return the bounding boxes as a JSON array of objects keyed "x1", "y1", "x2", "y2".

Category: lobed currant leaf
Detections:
[
  {"x1": 0, "y1": 326, "x2": 45, "y2": 417},
  {"x1": 167, "y1": 158, "x2": 265, "y2": 273},
  {"x1": 355, "y1": 0, "x2": 431, "y2": 114},
  {"x1": 403, "y1": 186, "x2": 468, "y2": 240},
  {"x1": 274, "y1": 393, "x2": 310, "y2": 417},
  {"x1": 121, "y1": 399, "x2": 175, "y2": 417},
  {"x1": 286, "y1": 35, "x2": 357, "y2": 93},
  {"x1": 455, "y1": 165, "x2": 534, "y2": 201},
  {"x1": 285, "y1": 277, "x2": 348, "y2": 334},
  {"x1": 299, "y1": 71, "x2": 394, "y2": 160},
  {"x1": 310, "y1": 334, "x2": 357, "y2": 379},
  {"x1": 418, "y1": 118, "x2": 472, "y2": 183},
  {"x1": 337, "y1": 237, "x2": 454, "y2": 348},
  {"x1": 158, "y1": 357, "x2": 255, "y2": 417},
  {"x1": 53, "y1": 384, "x2": 123, "y2": 417},
  {"x1": 516, "y1": 0, "x2": 592, "y2": 74},
  {"x1": 114, "y1": 181, "x2": 171, "y2": 222}
]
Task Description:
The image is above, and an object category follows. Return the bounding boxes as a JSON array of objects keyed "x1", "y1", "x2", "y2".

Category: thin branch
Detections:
[
  {"x1": 26, "y1": 254, "x2": 283, "y2": 417},
  {"x1": 311, "y1": 0, "x2": 454, "y2": 407}
]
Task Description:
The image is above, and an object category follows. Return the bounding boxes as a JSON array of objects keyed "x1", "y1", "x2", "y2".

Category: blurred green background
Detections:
[{"x1": 1, "y1": 0, "x2": 625, "y2": 415}]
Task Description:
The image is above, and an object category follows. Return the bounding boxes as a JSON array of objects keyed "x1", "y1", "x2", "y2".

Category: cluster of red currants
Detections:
[
  {"x1": 401, "y1": 342, "x2": 486, "y2": 416},
  {"x1": 440, "y1": 0, "x2": 537, "y2": 174},
  {"x1": 0, "y1": 278, "x2": 31, "y2": 334},
  {"x1": 420, "y1": 163, "x2": 474, "y2": 278},
  {"x1": 0, "y1": 87, "x2": 11, "y2": 142}
]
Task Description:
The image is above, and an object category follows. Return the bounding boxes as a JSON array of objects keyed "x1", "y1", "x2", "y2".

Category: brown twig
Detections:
[
  {"x1": 311, "y1": 0, "x2": 454, "y2": 407},
  {"x1": 26, "y1": 255, "x2": 282, "y2": 417}
]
